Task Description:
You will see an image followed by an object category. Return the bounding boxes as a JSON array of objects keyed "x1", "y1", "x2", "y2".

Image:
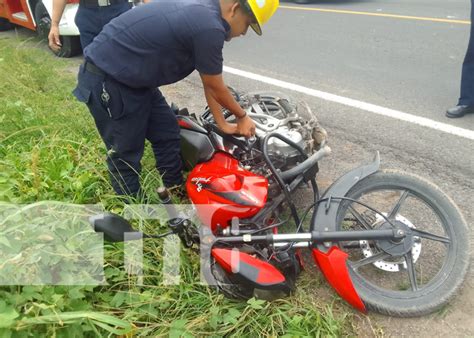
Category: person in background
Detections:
[
  {"x1": 446, "y1": 2, "x2": 474, "y2": 118},
  {"x1": 48, "y1": 0, "x2": 132, "y2": 52}
]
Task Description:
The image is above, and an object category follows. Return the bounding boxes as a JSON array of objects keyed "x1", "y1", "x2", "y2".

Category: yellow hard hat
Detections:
[{"x1": 239, "y1": 0, "x2": 279, "y2": 35}]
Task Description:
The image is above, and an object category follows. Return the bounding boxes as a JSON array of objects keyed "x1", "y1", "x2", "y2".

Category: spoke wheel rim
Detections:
[
  {"x1": 356, "y1": 214, "x2": 422, "y2": 273},
  {"x1": 339, "y1": 186, "x2": 455, "y2": 298}
]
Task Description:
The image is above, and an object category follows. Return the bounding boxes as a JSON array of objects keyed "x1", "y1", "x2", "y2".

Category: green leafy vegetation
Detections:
[{"x1": 0, "y1": 35, "x2": 354, "y2": 336}]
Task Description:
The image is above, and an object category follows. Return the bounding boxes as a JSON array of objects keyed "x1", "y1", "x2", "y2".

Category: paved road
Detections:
[
  {"x1": 218, "y1": 0, "x2": 474, "y2": 202},
  {"x1": 225, "y1": 0, "x2": 471, "y2": 125}
]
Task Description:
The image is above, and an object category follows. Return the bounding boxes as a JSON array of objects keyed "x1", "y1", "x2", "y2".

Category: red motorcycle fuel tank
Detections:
[{"x1": 186, "y1": 152, "x2": 268, "y2": 233}]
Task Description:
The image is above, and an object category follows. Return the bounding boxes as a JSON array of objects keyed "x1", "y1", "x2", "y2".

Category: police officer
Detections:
[
  {"x1": 446, "y1": 1, "x2": 474, "y2": 118},
  {"x1": 48, "y1": 0, "x2": 132, "y2": 52},
  {"x1": 73, "y1": 0, "x2": 279, "y2": 197}
]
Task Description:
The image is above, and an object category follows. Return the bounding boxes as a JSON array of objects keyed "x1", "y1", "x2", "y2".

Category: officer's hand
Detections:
[
  {"x1": 48, "y1": 26, "x2": 62, "y2": 52},
  {"x1": 236, "y1": 115, "x2": 256, "y2": 138},
  {"x1": 217, "y1": 120, "x2": 239, "y2": 135}
]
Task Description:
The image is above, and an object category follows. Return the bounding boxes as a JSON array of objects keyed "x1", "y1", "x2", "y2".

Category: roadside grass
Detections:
[{"x1": 0, "y1": 35, "x2": 355, "y2": 336}]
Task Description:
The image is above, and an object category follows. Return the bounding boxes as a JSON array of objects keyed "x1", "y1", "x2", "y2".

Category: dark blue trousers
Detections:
[
  {"x1": 73, "y1": 64, "x2": 183, "y2": 196},
  {"x1": 459, "y1": 0, "x2": 474, "y2": 106},
  {"x1": 74, "y1": 2, "x2": 132, "y2": 49}
]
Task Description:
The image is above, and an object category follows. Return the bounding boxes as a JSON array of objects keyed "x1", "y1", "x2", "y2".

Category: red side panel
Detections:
[
  {"x1": 5, "y1": 0, "x2": 22, "y2": 16},
  {"x1": 0, "y1": 0, "x2": 9, "y2": 18},
  {"x1": 212, "y1": 248, "x2": 285, "y2": 286},
  {"x1": 3, "y1": 0, "x2": 35, "y2": 30},
  {"x1": 312, "y1": 247, "x2": 366, "y2": 312}
]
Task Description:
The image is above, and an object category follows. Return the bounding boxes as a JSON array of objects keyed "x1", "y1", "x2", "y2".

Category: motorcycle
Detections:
[{"x1": 91, "y1": 90, "x2": 470, "y2": 317}]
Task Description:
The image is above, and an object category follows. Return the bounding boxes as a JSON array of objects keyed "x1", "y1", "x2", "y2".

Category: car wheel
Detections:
[{"x1": 34, "y1": 1, "x2": 82, "y2": 57}]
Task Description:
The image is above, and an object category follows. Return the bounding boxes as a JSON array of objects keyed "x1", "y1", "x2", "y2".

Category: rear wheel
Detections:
[
  {"x1": 34, "y1": 1, "x2": 82, "y2": 57},
  {"x1": 207, "y1": 247, "x2": 300, "y2": 300},
  {"x1": 335, "y1": 170, "x2": 469, "y2": 316},
  {"x1": 204, "y1": 257, "x2": 254, "y2": 300}
]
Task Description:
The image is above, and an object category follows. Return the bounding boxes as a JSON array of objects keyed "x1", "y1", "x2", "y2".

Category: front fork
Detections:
[{"x1": 213, "y1": 228, "x2": 405, "y2": 312}]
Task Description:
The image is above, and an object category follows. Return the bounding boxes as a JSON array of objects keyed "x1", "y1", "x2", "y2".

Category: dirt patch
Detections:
[{"x1": 364, "y1": 278, "x2": 474, "y2": 337}]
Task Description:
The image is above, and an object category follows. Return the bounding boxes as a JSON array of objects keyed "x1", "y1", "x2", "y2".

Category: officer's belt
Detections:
[
  {"x1": 84, "y1": 61, "x2": 106, "y2": 76},
  {"x1": 80, "y1": 0, "x2": 129, "y2": 7}
]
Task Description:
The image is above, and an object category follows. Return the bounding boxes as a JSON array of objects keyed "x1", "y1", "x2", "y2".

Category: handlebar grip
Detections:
[{"x1": 280, "y1": 145, "x2": 332, "y2": 182}]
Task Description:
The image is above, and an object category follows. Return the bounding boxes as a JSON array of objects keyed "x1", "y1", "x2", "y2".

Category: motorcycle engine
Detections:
[
  {"x1": 266, "y1": 126, "x2": 305, "y2": 161},
  {"x1": 201, "y1": 90, "x2": 327, "y2": 173}
]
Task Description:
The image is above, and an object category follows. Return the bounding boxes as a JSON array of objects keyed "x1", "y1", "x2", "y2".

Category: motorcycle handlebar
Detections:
[
  {"x1": 205, "y1": 122, "x2": 257, "y2": 151},
  {"x1": 280, "y1": 145, "x2": 332, "y2": 182}
]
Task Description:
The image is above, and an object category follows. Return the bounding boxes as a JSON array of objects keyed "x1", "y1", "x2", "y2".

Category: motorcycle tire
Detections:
[
  {"x1": 208, "y1": 258, "x2": 254, "y2": 300},
  {"x1": 207, "y1": 251, "x2": 300, "y2": 300},
  {"x1": 335, "y1": 169, "x2": 470, "y2": 317}
]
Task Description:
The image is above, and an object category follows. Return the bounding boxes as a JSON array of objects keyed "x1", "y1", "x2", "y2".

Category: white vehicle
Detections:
[{"x1": 0, "y1": 0, "x2": 81, "y2": 57}]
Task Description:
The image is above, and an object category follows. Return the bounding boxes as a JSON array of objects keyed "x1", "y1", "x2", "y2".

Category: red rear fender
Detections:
[{"x1": 212, "y1": 248, "x2": 289, "y2": 291}]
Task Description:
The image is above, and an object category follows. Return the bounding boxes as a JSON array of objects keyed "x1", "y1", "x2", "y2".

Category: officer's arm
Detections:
[
  {"x1": 200, "y1": 73, "x2": 247, "y2": 118},
  {"x1": 200, "y1": 73, "x2": 256, "y2": 138},
  {"x1": 51, "y1": 0, "x2": 68, "y2": 29},
  {"x1": 49, "y1": 0, "x2": 68, "y2": 50}
]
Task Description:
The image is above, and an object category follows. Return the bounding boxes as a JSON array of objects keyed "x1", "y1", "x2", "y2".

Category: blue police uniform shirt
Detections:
[{"x1": 83, "y1": 0, "x2": 231, "y2": 88}]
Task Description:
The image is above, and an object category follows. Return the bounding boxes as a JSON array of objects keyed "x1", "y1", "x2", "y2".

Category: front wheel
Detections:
[{"x1": 335, "y1": 170, "x2": 469, "y2": 316}]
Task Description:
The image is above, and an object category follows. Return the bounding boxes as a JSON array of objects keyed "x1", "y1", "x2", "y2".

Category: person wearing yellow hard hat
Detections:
[
  {"x1": 237, "y1": 0, "x2": 279, "y2": 36},
  {"x1": 72, "y1": 0, "x2": 279, "y2": 197},
  {"x1": 220, "y1": 0, "x2": 279, "y2": 40}
]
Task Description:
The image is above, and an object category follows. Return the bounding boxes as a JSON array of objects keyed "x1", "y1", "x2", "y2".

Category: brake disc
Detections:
[{"x1": 359, "y1": 214, "x2": 421, "y2": 272}]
